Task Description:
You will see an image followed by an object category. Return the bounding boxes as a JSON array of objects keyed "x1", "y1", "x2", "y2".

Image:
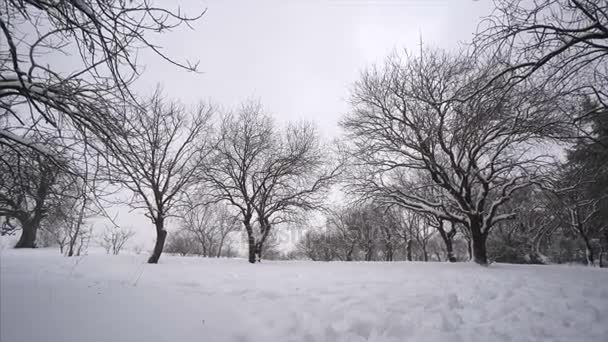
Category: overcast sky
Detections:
[
  {"x1": 105, "y1": 0, "x2": 496, "y2": 250},
  {"x1": 135, "y1": 0, "x2": 494, "y2": 137}
]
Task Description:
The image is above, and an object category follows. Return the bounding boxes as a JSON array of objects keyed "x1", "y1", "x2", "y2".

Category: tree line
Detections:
[{"x1": 1, "y1": 0, "x2": 606, "y2": 266}]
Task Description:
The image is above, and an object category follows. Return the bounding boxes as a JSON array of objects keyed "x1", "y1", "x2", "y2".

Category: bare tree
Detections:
[
  {"x1": 549, "y1": 181, "x2": 606, "y2": 265},
  {"x1": 429, "y1": 217, "x2": 458, "y2": 262},
  {"x1": 204, "y1": 101, "x2": 341, "y2": 263},
  {"x1": 411, "y1": 215, "x2": 435, "y2": 262},
  {"x1": 110, "y1": 90, "x2": 214, "y2": 263},
  {"x1": 165, "y1": 230, "x2": 199, "y2": 256},
  {"x1": 180, "y1": 201, "x2": 240, "y2": 257},
  {"x1": 296, "y1": 228, "x2": 340, "y2": 261},
  {"x1": 99, "y1": 225, "x2": 135, "y2": 255},
  {"x1": 342, "y1": 49, "x2": 559, "y2": 264},
  {"x1": 250, "y1": 121, "x2": 343, "y2": 262},
  {"x1": 1, "y1": 1, "x2": 205, "y2": 157},
  {"x1": 379, "y1": 209, "x2": 397, "y2": 261},
  {"x1": 475, "y1": 0, "x2": 608, "y2": 143},
  {"x1": 0, "y1": 139, "x2": 73, "y2": 247}
]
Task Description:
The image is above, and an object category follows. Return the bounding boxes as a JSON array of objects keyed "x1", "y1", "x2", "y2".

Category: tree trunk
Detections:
[
  {"x1": 242, "y1": 217, "x2": 256, "y2": 263},
  {"x1": 15, "y1": 219, "x2": 38, "y2": 248},
  {"x1": 469, "y1": 217, "x2": 488, "y2": 265},
  {"x1": 254, "y1": 218, "x2": 272, "y2": 263},
  {"x1": 385, "y1": 244, "x2": 393, "y2": 261},
  {"x1": 217, "y1": 235, "x2": 226, "y2": 258},
  {"x1": 247, "y1": 234, "x2": 256, "y2": 263},
  {"x1": 601, "y1": 230, "x2": 608, "y2": 268},
  {"x1": 581, "y1": 234, "x2": 594, "y2": 266},
  {"x1": 365, "y1": 240, "x2": 373, "y2": 261},
  {"x1": 444, "y1": 238, "x2": 456, "y2": 262},
  {"x1": 436, "y1": 221, "x2": 457, "y2": 262},
  {"x1": 346, "y1": 243, "x2": 354, "y2": 261},
  {"x1": 406, "y1": 239, "x2": 412, "y2": 261},
  {"x1": 148, "y1": 218, "x2": 167, "y2": 264}
]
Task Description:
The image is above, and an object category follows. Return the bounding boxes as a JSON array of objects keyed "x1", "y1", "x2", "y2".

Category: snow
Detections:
[
  {"x1": 1, "y1": 249, "x2": 607, "y2": 342},
  {"x1": 0, "y1": 129, "x2": 53, "y2": 156}
]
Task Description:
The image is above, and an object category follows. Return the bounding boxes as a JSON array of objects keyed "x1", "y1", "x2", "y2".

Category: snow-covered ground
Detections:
[{"x1": 1, "y1": 249, "x2": 607, "y2": 342}]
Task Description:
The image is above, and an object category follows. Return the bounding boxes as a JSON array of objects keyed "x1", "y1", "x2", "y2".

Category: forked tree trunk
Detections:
[
  {"x1": 436, "y1": 221, "x2": 457, "y2": 262},
  {"x1": 253, "y1": 218, "x2": 273, "y2": 263},
  {"x1": 148, "y1": 218, "x2": 167, "y2": 264}
]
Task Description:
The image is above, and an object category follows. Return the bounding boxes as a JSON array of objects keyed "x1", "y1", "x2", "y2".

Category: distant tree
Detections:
[
  {"x1": 549, "y1": 175, "x2": 606, "y2": 266},
  {"x1": 165, "y1": 230, "x2": 199, "y2": 257},
  {"x1": 325, "y1": 206, "x2": 360, "y2": 261},
  {"x1": 203, "y1": 101, "x2": 341, "y2": 263},
  {"x1": 179, "y1": 201, "x2": 240, "y2": 257},
  {"x1": 379, "y1": 210, "x2": 397, "y2": 261},
  {"x1": 99, "y1": 226, "x2": 135, "y2": 255},
  {"x1": 297, "y1": 229, "x2": 335, "y2": 261}
]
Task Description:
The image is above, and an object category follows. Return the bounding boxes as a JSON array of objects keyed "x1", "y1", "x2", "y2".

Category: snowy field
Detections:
[{"x1": 1, "y1": 249, "x2": 607, "y2": 342}]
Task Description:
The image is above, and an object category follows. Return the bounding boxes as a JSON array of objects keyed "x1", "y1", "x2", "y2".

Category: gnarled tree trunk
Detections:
[
  {"x1": 15, "y1": 219, "x2": 38, "y2": 248},
  {"x1": 436, "y1": 221, "x2": 457, "y2": 262}
]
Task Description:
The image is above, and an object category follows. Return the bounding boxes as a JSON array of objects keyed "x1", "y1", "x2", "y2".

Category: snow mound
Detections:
[{"x1": 1, "y1": 249, "x2": 607, "y2": 342}]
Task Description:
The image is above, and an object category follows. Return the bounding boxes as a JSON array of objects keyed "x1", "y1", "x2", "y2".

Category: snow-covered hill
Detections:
[{"x1": 1, "y1": 249, "x2": 607, "y2": 342}]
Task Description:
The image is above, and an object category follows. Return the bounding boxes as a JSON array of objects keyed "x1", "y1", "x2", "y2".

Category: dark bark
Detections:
[
  {"x1": 385, "y1": 245, "x2": 393, "y2": 261},
  {"x1": 148, "y1": 218, "x2": 167, "y2": 264},
  {"x1": 436, "y1": 221, "x2": 457, "y2": 262},
  {"x1": 67, "y1": 200, "x2": 87, "y2": 257},
  {"x1": 253, "y1": 218, "x2": 272, "y2": 263},
  {"x1": 243, "y1": 217, "x2": 256, "y2": 264},
  {"x1": 14, "y1": 169, "x2": 51, "y2": 249},
  {"x1": 364, "y1": 240, "x2": 374, "y2": 261},
  {"x1": 406, "y1": 239, "x2": 412, "y2": 261},
  {"x1": 422, "y1": 247, "x2": 428, "y2": 262},
  {"x1": 14, "y1": 220, "x2": 38, "y2": 248},
  {"x1": 469, "y1": 216, "x2": 488, "y2": 265},
  {"x1": 581, "y1": 233, "x2": 594, "y2": 266},
  {"x1": 346, "y1": 243, "x2": 355, "y2": 261},
  {"x1": 247, "y1": 235, "x2": 256, "y2": 263},
  {"x1": 601, "y1": 230, "x2": 608, "y2": 267}
]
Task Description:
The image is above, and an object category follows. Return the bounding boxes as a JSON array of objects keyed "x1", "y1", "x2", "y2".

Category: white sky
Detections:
[
  {"x1": 98, "y1": 0, "x2": 496, "y2": 251},
  {"x1": 135, "y1": 0, "x2": 494, "y2": 137}
]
